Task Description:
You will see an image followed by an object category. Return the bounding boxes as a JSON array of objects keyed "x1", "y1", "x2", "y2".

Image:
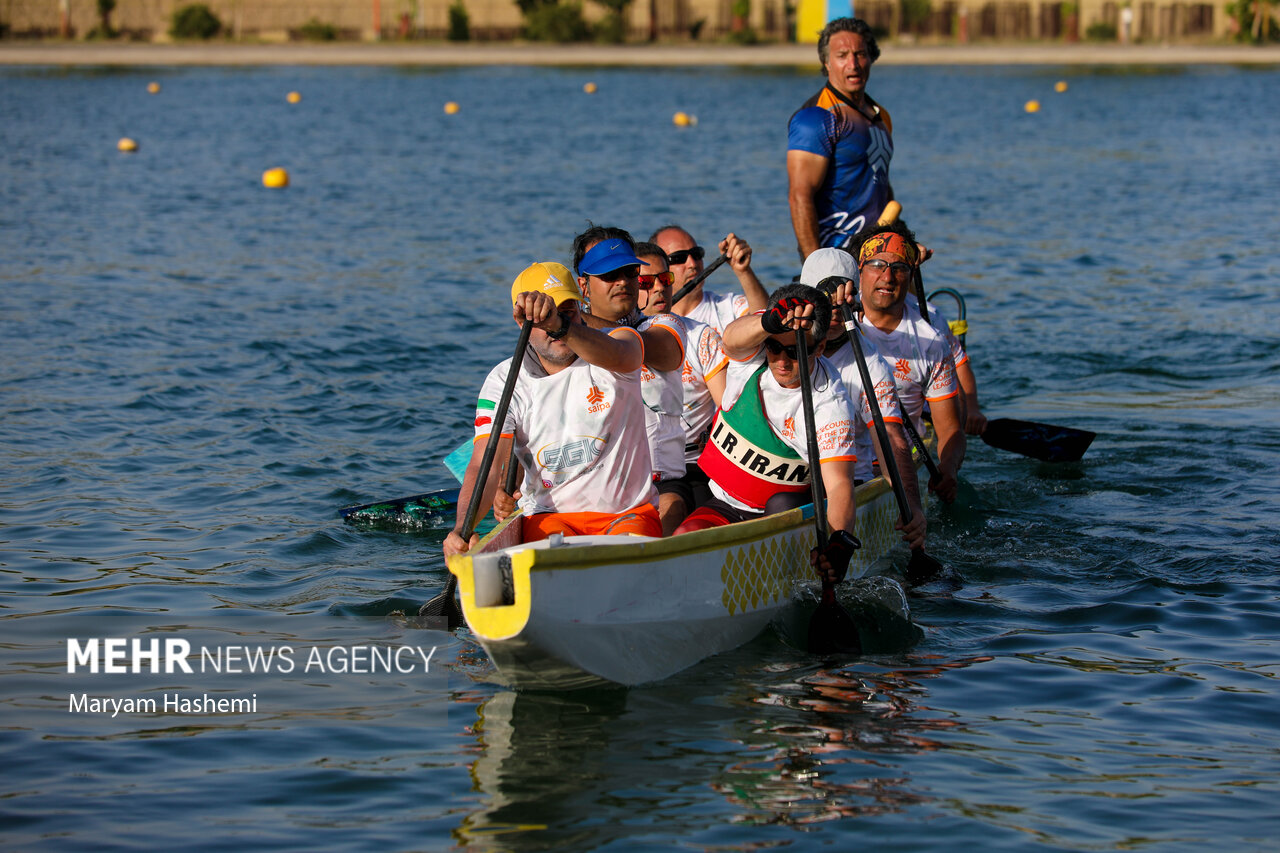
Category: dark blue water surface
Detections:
[{"x1": 2, "y1": 62, "x2": 1278, "y2": 850}]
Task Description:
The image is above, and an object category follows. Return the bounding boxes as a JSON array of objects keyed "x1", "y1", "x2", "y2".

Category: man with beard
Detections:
[
  {"x1": 443, "y1": 262, "x2": 660, "y2": 558},
  {"x1": 849, "y1": 223, "x2": 965, "y2": 503}
]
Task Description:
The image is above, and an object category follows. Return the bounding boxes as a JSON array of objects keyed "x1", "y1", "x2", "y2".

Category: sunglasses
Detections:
[
  {"x1": 665, "y1": 246, "x2": 705, "y2": 265},
  {"x1": 637, "y1": 271, "x2": 674, "y2": 288},
  {"x1": 594, "y1": 265, "x2": 641, "y2": 283},
  {"x1": 762, "y1": 337, "x2": 818, "y2": 360},
  {"x1": 862, "y1": 258, "x2": 913, "y2": 278}
]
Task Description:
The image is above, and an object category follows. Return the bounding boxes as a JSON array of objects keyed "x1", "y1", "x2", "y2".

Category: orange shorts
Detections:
[{"x1": 522, "y1": 504, "x2": 662, "y2": 541}]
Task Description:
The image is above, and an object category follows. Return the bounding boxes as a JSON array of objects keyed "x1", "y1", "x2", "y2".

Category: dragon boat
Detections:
[{"x1": 445, "y1": 454, "x2": 927, "y2": 691}]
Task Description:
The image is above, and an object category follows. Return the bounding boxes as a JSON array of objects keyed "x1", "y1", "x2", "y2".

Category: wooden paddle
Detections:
[
  {"x1": 669, "y1": 253, "x2": 728, "y2": 307},
  {"x1": 419, "y1": 319, "x2": 532, "y2": 632},
  {"x1": 796, "y1": 324, "x2": 862, "y2": 655},
  {"x1": 835, "y1": 299, "x2": 946, "y2": 587}
]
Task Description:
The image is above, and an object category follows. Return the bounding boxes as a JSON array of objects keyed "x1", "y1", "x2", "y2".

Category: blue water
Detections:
[{"x1": 2, "y1": 62, "x2": 1279, "y2": 850}]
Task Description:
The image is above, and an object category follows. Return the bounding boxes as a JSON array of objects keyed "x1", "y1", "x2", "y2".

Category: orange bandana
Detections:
[{"x1": 859, "y1": 232, "x2": 918, "y2": 266}]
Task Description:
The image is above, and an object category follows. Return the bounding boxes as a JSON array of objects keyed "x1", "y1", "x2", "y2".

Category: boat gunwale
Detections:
[{"x1": 449, "y1": 466, "x2": 899, "y2": 573}]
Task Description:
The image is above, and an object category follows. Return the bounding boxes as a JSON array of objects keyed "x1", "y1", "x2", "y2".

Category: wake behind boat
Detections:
[{"x1": 445, "y1": 454, "x2": 927, "y2": 691}]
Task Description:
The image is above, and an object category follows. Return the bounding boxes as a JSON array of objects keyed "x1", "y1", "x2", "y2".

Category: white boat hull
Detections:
[{"x1": 447, "y1": 462, "x2": 924, "y2": 691}]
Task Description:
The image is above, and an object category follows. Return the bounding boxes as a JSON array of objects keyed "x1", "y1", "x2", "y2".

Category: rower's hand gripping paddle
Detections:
[{"x1": 820, "y1": 277, "x2": 948, "y2": 587}]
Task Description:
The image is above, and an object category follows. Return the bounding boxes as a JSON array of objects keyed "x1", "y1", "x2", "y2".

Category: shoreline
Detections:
[{"x1": 2, "y1": 41, "x2": 1279, "y2": 67}]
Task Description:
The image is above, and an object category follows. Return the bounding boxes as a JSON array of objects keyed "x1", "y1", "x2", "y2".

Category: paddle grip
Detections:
[
  {"x1": 669, "y1": 253, "x2": 728, "y2": 307},
  {"x1": 876, "y1": 200, "x2": 902, "y2": 226}
]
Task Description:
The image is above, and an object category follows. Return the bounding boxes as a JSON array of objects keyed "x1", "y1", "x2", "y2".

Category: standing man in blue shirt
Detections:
[{"x1": 787, "y1": 17, "x2": 894, "y2": 260}]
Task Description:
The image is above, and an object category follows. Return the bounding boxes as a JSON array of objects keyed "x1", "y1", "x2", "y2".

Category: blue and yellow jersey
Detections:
[{"x1": 787, "y1": 85, "x2": 894, "y2": 250}]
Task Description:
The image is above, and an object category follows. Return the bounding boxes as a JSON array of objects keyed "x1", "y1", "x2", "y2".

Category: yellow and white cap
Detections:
[{"x1": 510, "y1": 262, "x2": 582, "y2": 307}]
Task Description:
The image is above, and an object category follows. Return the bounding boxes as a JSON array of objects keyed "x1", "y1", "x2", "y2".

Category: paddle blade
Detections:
[
  {"x1": 904, "y1": 549, "x2": 946, "y2": 587},
  {"x1": 981, "y1": 417, "x2": 1096, "y2": 463},
  {"x1": 807, "y1": 592, "x2": 863, "y2": 655},
  {"x1": 443, "y1": 439, "x2": 472, "y2": 483},
  {"x1": 417, "y1": 576, "x2": 464, "y2": 631},
  {"x1": 340, "y1": 489, "x2": 460, "y2": 530}
]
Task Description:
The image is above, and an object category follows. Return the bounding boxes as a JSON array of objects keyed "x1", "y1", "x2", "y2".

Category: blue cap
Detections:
[{"x1": 577, "y1": 240, "x2": 649, "y2": 276}]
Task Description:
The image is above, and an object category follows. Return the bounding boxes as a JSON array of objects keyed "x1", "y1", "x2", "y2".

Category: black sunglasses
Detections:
[
  {"x1": 762, "y1": 337, "x2": 818, "y2": 360},
  {"x1": 594, "y1": 265, "x2": 641, "y2": 283},
  {"x1": 665, "y1": 246, "x2": 705, "y2": 265}
]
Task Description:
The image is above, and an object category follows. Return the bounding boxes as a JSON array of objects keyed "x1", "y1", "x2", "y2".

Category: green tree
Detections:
[
  {"x1": 591, "y1": 0, "x2": 632, "y2": 42},
  {"x1": 520, "y1": 0, "x2": 590, "y2": 41},
  {"x1": 170, "y1": 4, "x2": 222, "y2": 39},
  {"x1": 448, "y1": 0, "x2": 471, "y2": 40},
  {"x1": 91, "y1": 0, "x2": 116, "y2": 38}
]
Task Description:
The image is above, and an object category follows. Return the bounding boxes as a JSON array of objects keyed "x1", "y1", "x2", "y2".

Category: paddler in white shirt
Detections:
[
  {"x1": 571, "y1": 227, "x2": 687, "y2": 515},
  {"x1": 650, "y1": 224, "x2": 770, "y2": 335},
  {"x1": 442, "y1": 262, "x2": 661, "y2": 558},
  {"x1": 801, "y1": 247, "x2": 926, "y2": 549},
  {"x1": 673, "y1": 284, "x2": 863, "y2": 585},
  {"x1": 634, "y1": 241, "x2": 729, "y2": 534},
  {"x1": 850, "y1": 223, "x2": 966, "y2": 503}
]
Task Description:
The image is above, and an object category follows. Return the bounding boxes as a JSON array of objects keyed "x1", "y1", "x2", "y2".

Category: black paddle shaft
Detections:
[
  {"x1": 841, "y1": 301, "x2": 947, "y2": 586},
  {"x1": 422, "y1": 320, "x2": 533, "y2": 632},
  {"x1": 669, "y1": 254, "x2": 729, "y2": 307},
  {"x1": 912, "y1": 266, "x2": 930, "y2": 324},
  {"x1": 798, "y1": 314, "x2": 864, "y2": 654},
  {"x1": 794, "y1": 329, "x2": 827, "y2": 549},
  {"x1": 839, "y1": 303, "x2": 914, "y2": 529},
  {"x1": 457, "y1": 319, "x2": 533, "y2": 542}
]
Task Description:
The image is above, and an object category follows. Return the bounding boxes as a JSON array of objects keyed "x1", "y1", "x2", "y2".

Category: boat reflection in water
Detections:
[
  {"x1": 454, "y1": 653, "x2": 992, "y2": 843},
  {"x1": 717, "y1": 655, "x2": 993, "y2": 825}
]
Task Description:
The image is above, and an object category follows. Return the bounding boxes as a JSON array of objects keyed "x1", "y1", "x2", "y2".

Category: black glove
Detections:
[
  {"x1": 815, "y1": 275, "x2": 852, "y2": 299},
  {"x1": 812, "y1": 529, "x2": 861, "y2": 584},
  {"x1": 761, "y1": 297, "x2": 811, "y2": 335}
]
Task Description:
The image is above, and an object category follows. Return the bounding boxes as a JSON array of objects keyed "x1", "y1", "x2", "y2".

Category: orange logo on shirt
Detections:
[
  {"x1": 894, "y1": 357, "x2": 911, "y2": 379},
  {"x1": 586, "y1": 385, "x2": 610, "y2": 413},
  {"x1": 783, "y1": 416, "x2": 796, "y2": 438}
]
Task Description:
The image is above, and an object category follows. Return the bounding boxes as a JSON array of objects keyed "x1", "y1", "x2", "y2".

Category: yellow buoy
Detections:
[
  {"x1": 1024, "y1": 100, "x2": 1041, "y2": 113},
  {"x1": 117, "y1": 137, "x2": 138, "y2": 152},
  {"x1": 262, "y1": 167, "x2": 290, "y2": 188},
  {"x1": 146, "y1": 82, "x2": 161, "y2": 94},
  {"x1": 1054, "y1": 80, "x2": 1069, "y2": 93},
  {"x1": 673, "y1": 111, "x2": 692, "y2": 127},
  {"x1": 444, "y1": 101, "x2": 460, "y2": 115},
  {"x1": 584, "y1": 82, "x2": 597, "y2": 94},
  {"x1": 287, "y1": 91, "x2": 302, "y2": 104}
]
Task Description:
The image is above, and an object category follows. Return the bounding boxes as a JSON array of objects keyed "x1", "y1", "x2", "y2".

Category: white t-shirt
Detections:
[
  {"x1": 666, "y1": 314, "x2": 729, "y2": 463},
  {"x1": 474, "y1": 334, "x2": 657, "y2": 516},
  {"x1": 682, "y1": 288, "x2": 748, "y2": 336},
  {"x1": 711, "y1": 352, "x2": 858, "y2": 513},
  {"x1": 637, "y1": 314, "x2": 687, "y2": 482},
  {"x1": 906, "y1": 294, "x2": 968, "y2": 368},
  {"x1": 824, "y1": 334, "x2": 904, "y2": 482},
  {"x1": 855, "y1": 310, "x2": 959, "y2": 434}
]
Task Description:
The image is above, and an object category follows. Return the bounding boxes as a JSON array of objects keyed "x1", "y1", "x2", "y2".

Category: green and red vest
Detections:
[{"x1": 698, "y1": 365, "x2": 810, "y2": 509}]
